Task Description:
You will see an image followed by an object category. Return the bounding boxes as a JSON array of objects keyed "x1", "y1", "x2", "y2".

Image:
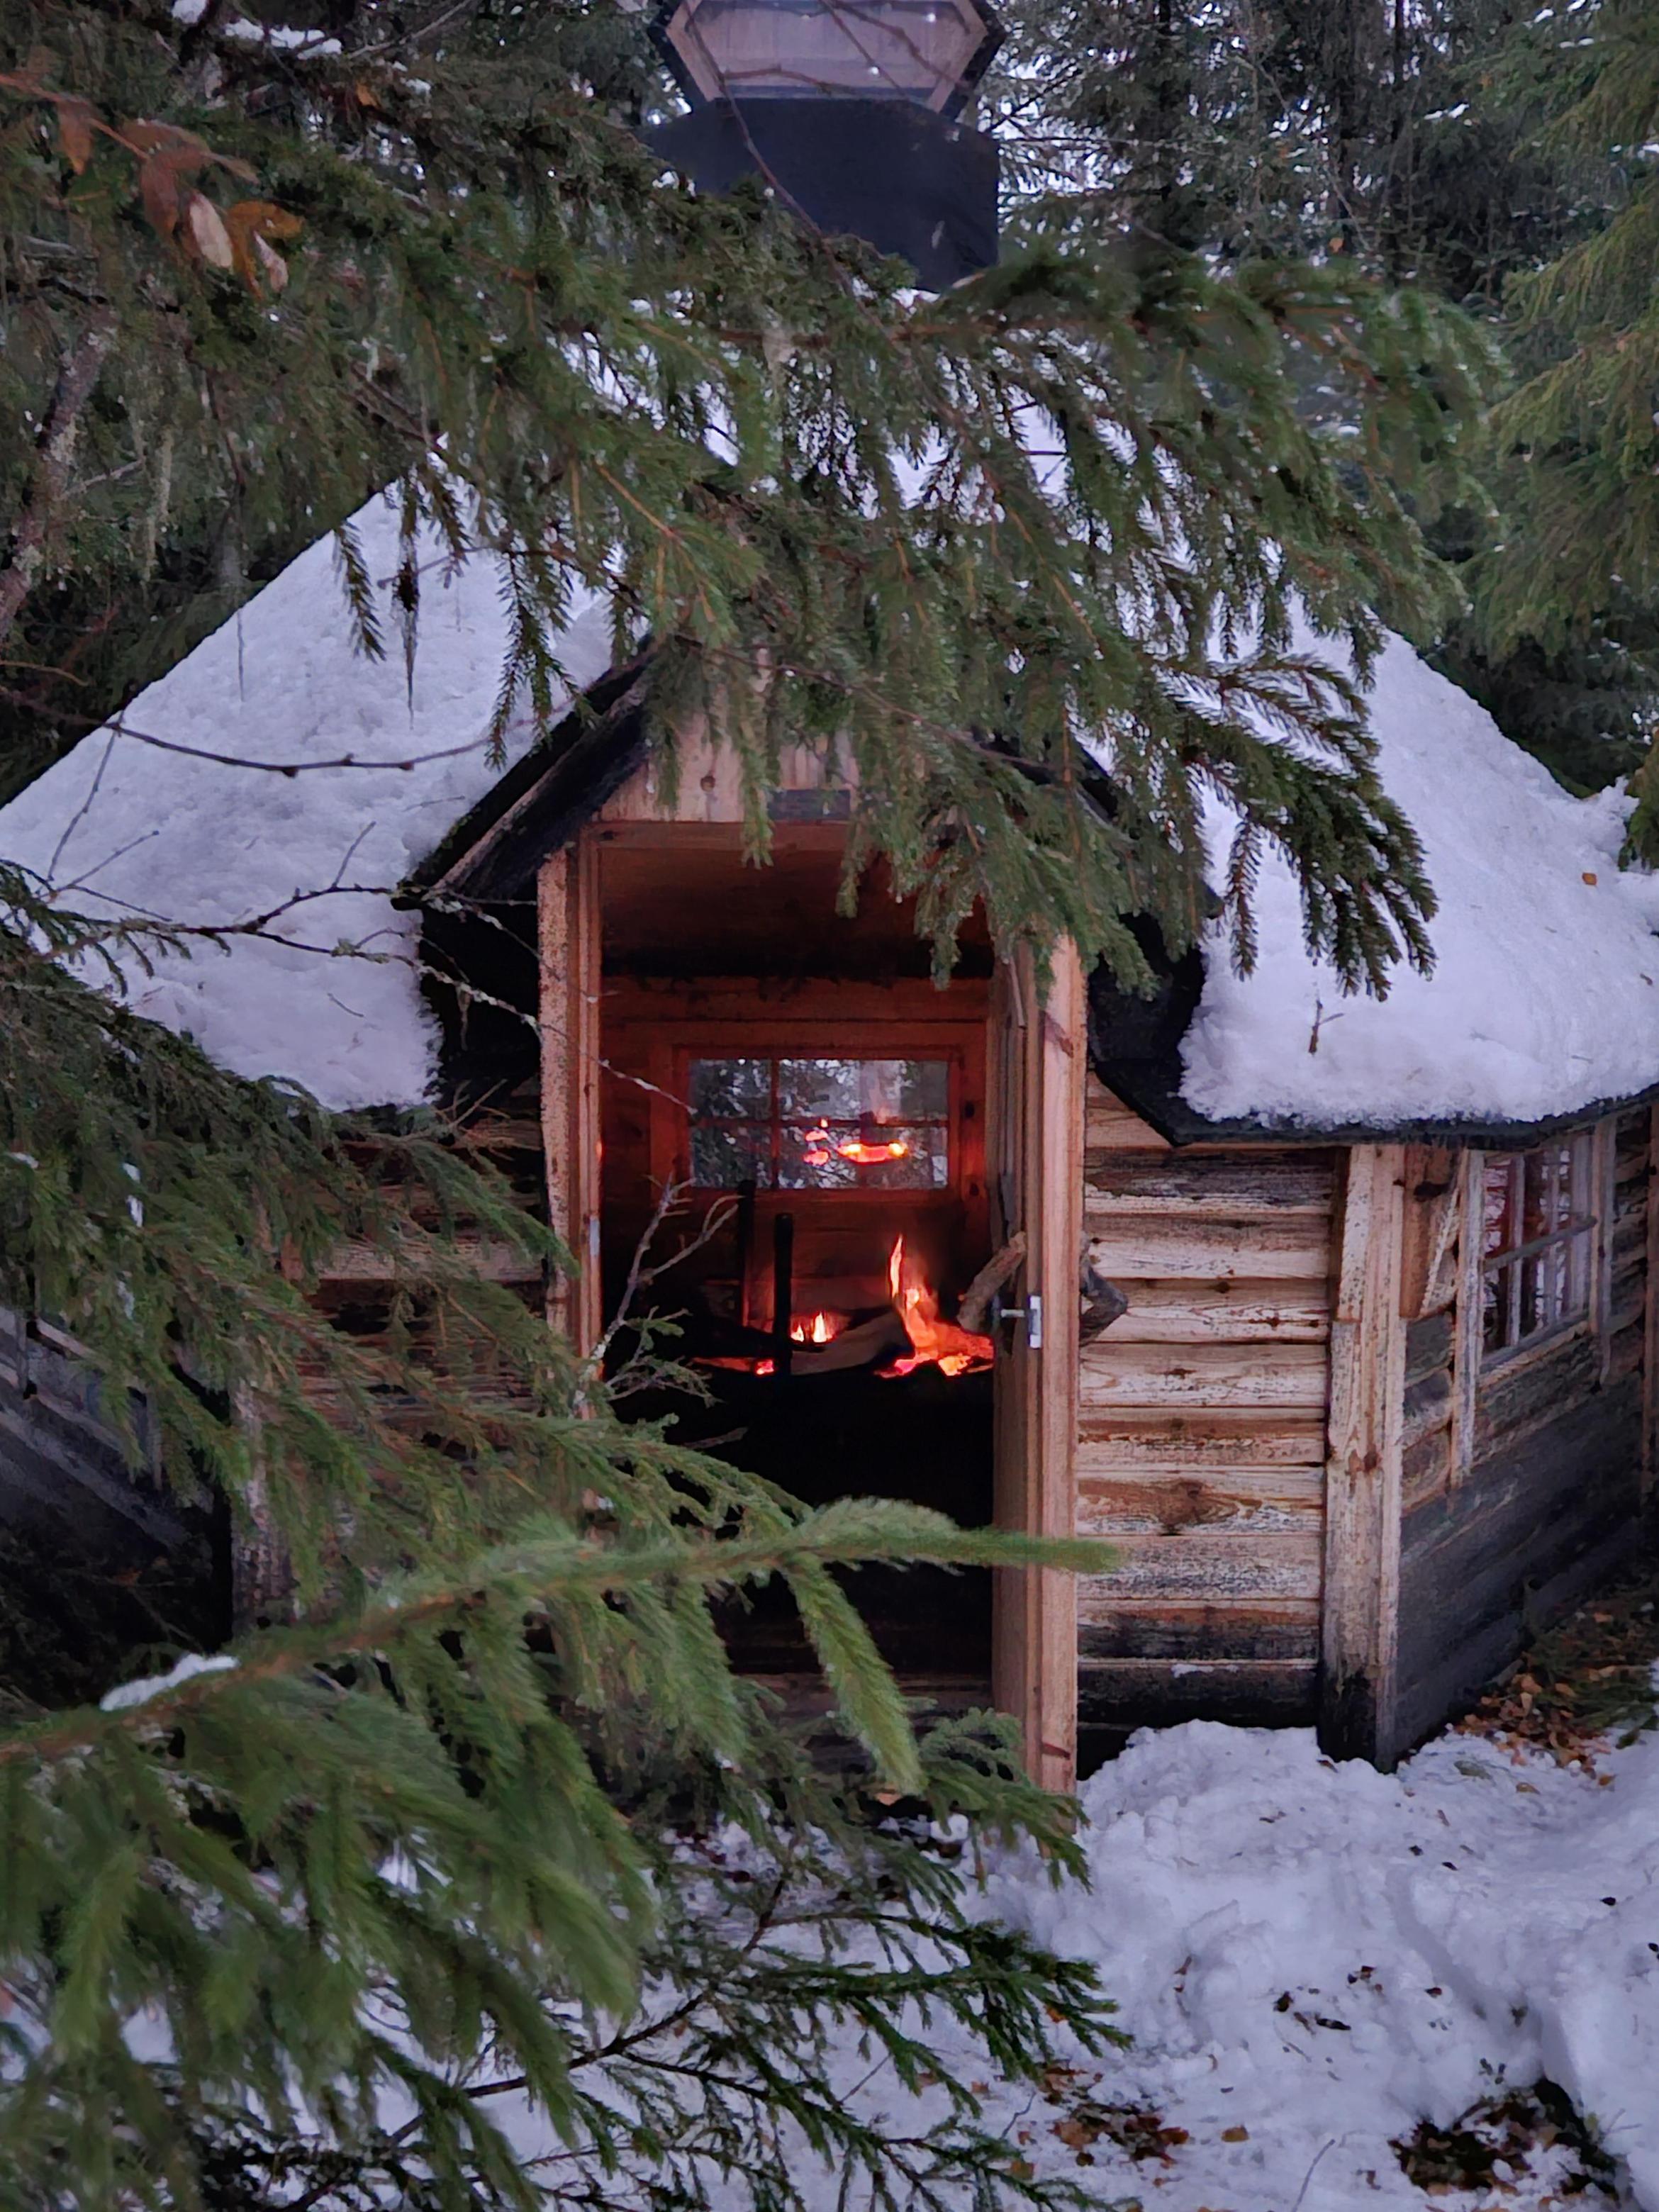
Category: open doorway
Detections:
[{"x1": 594, "y1": 824, "x2": 998, "y2": 1704}]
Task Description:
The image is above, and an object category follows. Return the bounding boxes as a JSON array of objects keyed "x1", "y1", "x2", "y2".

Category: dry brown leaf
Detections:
[
  {"x1": 55, "y1": 95, "x2": 94, "y2": 173},
  {"x1": 138, "y1": 153, "x2": 183, "y2": 238},
  {"x1": 1221, "y1": 2125, "x2": 1249, "y2": 2142},
  {"x1": 185, "y1": 191, "x2": 234, "y2": 269},
  {"x1": 252, "y1": 233, "x2": 290, "y2": 292}
]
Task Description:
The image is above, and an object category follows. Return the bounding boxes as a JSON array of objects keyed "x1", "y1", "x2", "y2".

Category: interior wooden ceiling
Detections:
[{"x1": 596, "y1": 827, "x2": 993, "y2": 980}]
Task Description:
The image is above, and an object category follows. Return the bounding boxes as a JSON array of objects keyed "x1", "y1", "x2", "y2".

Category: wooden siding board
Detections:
[
  {"x1": 1397, "y1": 1378, "x2": 1643, "y2": 1748},
  {"x1": 1078, "y1": 1339, "x2": 1330, "y2": 1411},
  {"x1": 1085, "y1": 1217, "x2": 1330, "y2": 1282},
  {"x1": 1080, "y1": 1529, "x2": 1322, "y2": 1603},
  {"x1": 1320, "y1": 1144, "x2": 1408, "y2": 1765},
  {"x1": 1095, "y1": 1278, "x2": 1329, "y2": 1345},
  {"x1": 1077, "y1": 1408, "x2": 1330, "y2": 1470},
  {"x1": 1078, "y1": 1466, "x2": 1322, "y2": 1536},
  {"x1": 1082, "y1": 1155, "x2": 1334, "y2": 1217},
  {"x1": 1077, "y1": 1601, "x2": 1319, "y2": 1662},
  {"x1": 1078, "y1": 1658, "x2": 1317, "y2": 1728},
  {"x1": 1071, "y1": 1086, "x2": 1336, "y2": 1737}
]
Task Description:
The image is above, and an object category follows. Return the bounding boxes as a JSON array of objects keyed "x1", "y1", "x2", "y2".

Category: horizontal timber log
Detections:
[
  {"x1": 1077, "y1": 1406, "x2": 1329, "y2": 1470},
  {"x1": 1079, "y1": 1528, "x2": 1322, "y2": 1603},
  {"x1": 1078, "y1": 1657, "x2": 1317, "y2": 1727},
  {"x1": 1079, "y1": 1464, "x2": 1322, "y2": 1530},
  {"x1": 1083, "y1": 1154, "x2": 1335, "y2": 1217},
  {"x1": 1079, "y1": 1338, "x2": 1330, "y2": 1411},
  {"x1": 1076, "y1": 1597, "x2": 1319, "y2": 1661},
  {"x1": 1100, "y1": 1276, "x2": 1329, "y2": 1345},
  {"x1": 1402, "y1": 1368, "x2": 1454, "y2": 1451},
  {"x1": 1473, "y1": 1329, "x2": 1600, "y2": 1463},
  {"x1": 1087, "y1": 1216, "x2": 1331, "y2": 1282}
]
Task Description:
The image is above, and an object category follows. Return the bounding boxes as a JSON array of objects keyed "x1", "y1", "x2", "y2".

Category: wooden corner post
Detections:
[
  {"x1": 1320, "y1": 1144, "x2": 1408, "y2": 1766},
  {"x1": 991, "y1": 939, "x2": 1085, "y2": 1793},
  {"x1": 537, "y1": 834, "x2": 603, "y2": 1354}
]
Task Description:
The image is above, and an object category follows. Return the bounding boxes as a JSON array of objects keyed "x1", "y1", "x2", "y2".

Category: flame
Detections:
[
  {"x1": 790, "y1": 1310, "x2": 838, "y2": 1345},
  {"x1": 798, "y1": 1127, "x2": 910, "y2": 1168},
  {"x1": 882, "y1": 1235, "x2": 993, "y2": 1379}
]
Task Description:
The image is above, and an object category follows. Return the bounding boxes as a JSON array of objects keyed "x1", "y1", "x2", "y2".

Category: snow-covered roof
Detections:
[
  {"x1": 1180, "y1": 633, "x2": 1659, "y2": 1133},
  {"x1": 0, "y1": 494, "x2": 615, "y2": 1111},
  {"x1": 3, "y1": 497, "x2": 1658, "y2": 1134}
]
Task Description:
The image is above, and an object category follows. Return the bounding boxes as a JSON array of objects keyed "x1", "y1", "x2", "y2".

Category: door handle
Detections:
[{"x1": 990, "y1": 1290, "x2": 1043, "y2": 1350}]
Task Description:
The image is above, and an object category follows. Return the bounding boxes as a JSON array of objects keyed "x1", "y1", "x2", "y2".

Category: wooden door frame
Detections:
[
  {"x1": 538, "y1": 823, "x2": 1085, "y2": 1785},
  {"x1": 537, "y1": 833, "x2": 603, "y2": 1354},
  {"x1": 990, "y1": 942, "x2": 1085, "y2": 1792}
]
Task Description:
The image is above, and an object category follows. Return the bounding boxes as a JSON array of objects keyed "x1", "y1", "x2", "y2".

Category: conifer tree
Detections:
[
  {"x1": 0, "y1": 0, "x2": 1498, "y2": 2200},
  {"x1": 992, "y1": 0, "x2": 1652, "y2": 791},
  {"x1": 1468, "y1": 0, "x2": 1659, "y2": 815}
]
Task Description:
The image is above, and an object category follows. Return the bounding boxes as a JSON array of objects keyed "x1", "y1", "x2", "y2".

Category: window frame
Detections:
[
  {"x1": 1475, "y1": 1130, "x2": 1606, "y2": 1372},
  {"x1": 650, "y1": 1017, "x2": 986, "y2": 1212},
  {"x1": 677, "y1": 1044, "x2": 962, "y2": 1198},
  {"x1": 681, "y1": 1048, "x2": 955, "y2": 1194}
]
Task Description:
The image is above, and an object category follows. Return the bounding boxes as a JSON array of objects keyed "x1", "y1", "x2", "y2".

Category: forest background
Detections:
[{"x1": 0, "y1": 0, "x2": 1654, "y2": 2206}]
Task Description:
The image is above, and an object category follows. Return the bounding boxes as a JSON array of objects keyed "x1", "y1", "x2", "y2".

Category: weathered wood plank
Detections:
[
  {"x1": 537, "y1": 839, "x2": 603, "y2": 1353},
  {"x1": 322, "y1": 1234, "x2": 542, "y2": 1286},
  {"x1": 1080, "y1": 1529, "x2": 1322, "y2": 1603},
  {"x1": 1078, "y1": 1657, "x2": 1317, "y2": 1727},
  {"x1": 1097, "y1": 1277, "x2": 1330, "y2": 1346},
  {"x1": 1402, "y1": 1367, "x2": 1453, "y2": 1451},
  {"x1": 1079, "y1": 1338, "x2": 1330, "y2": 1410},
  {"x1": 1087, "y1": 1216, "x2": 1331, "y2": 1282},
  {"x1": 1397, "y1": 1388, "x2": 1642, "y2": 1745},
  {"x1": 1076, "y1": 1406, "x2": 1329, "y2": 1470},
  {"x1": 1083, "y1": 1080, "x2": 1171, "y2": 1155},
  {"x1": 1473, "y1": 1328, "x2": 1600, "y2": 1463},
  {"x1": 1076, "y1": 1598, "x2": 1319, "y2": 1662},
  {"x1": 1402, "y1": 1421, "x2": 1452, "y2": 1511},
  {"x1": 1078, "y1": 1465, "x2": 1323, "y2": 1536},
  {"x1": 1083, "y1": 1154, "x2": 1334, "y2": 1217},
  {"x1": 991, "y1": 940, "x2": 1082, "y2": 1792},
  {"x1": 1402, "y1": 1144, "x2": 1460, "y2": 1317},
  {"x1": 1404, "y1": 1309, "x2": 1454, "y2": 1387},
  {"x1": 1321, "y1": 1144, "x2": 1407, "y2": 1765}
]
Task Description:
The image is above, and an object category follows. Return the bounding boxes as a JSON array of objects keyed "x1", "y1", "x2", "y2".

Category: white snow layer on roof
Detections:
[
  {"x1": 0, "y1": 494, "x2": 614, "y2": 1111},
  {"x1": 1180, "y1": 631, "x2": 1659, "y2": 1129},
  {"x1": 4, "y1": 488, "x2": 1658, "y2": 1129}
]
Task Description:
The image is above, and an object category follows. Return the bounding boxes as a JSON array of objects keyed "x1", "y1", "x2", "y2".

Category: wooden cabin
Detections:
[{"x1": 3, "y1": 501, "x2": 1657, "y2": 1784}]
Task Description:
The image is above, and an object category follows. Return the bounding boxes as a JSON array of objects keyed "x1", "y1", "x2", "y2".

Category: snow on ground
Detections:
[
  {"x1": 830, "y1": 1716, "x2": 1659, "y2": 2211},
  {"x1": 0, "y1": 494, "x2": 613, "y2": 1112},
  {"x1": 1182, "y1": 631, "x2": 1659, "y2": 1132}
]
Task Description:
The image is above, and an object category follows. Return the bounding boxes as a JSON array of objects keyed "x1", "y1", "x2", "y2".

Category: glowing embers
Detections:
[{"x1": 878, "y1": 1236, "x2": 993, "y2": 1380}]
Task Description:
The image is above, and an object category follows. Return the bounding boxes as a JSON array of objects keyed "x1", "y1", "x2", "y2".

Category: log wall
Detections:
[
  {"x1": 1393, "y1": 1109, "x2": 1651, "y2": 1750},
  {"x1": 1073, "y1": 1080, "x2": 1336, "y2": 1767}
]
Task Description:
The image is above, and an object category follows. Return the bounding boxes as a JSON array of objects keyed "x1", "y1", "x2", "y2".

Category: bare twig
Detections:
[{"x1": 0, "y1": 309, "x2": 117, "y2": 651}]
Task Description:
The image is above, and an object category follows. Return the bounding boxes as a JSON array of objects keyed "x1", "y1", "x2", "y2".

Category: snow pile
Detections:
[
  {"x1": 915, "y1": 1719, "x2": 1659, "y2": 2210},
  {"x1": 99, "y1": 1651, "x2": 239, "y2": 1713},
  {"x1": 1183, "y1": 632, "x2": 1659, "y2": 1129},
  {"x1": 0, "y1": 495, "x2": 613, "y2": 1111}
]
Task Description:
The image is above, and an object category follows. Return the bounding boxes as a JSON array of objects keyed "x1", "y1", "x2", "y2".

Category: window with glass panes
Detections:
[
  {"x1": 686, "y1": 1056, "x2": 951, "y2": 1191},
  {"x1": 1480, "y1": 1134, "x2": 1598, "y2": 1361}
]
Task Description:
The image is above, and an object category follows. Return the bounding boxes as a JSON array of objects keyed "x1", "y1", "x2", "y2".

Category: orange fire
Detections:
[
  {"x1": 799, "y1": 1128, "x2": 910, "y2": 1168},
  {"x1": 790, "y1": 1310, "x2": 839, "y2": 1345},
  {"x1": 883, "y1": 1235, "x2": 994, "y2": 1378}
]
